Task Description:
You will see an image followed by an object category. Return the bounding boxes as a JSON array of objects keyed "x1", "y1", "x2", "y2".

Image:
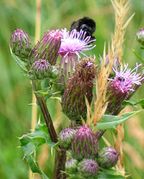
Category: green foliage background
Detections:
[{"x1": 0, "y1": 0, "x2": 144, "y2": 178}]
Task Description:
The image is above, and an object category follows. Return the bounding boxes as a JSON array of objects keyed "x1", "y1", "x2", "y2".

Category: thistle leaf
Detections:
[
  {"x1": 96, "y1": 110, "x2": 141, "y2": 129},
  {"x1": 10, "y1": 48, "x2": 28, "y2": 72},
  {"x1": 19, "y1": 122, "x2": 55, "y2": 178}
]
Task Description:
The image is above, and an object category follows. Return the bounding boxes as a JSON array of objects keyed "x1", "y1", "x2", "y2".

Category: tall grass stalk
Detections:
[
  {"x1": 93, "y1": 0, "x2": 134, "y2": 176},
  {"x1": 29, "y1": 0, "x2": 41, "y2": 178},
  {"x1": 111, "y1": 0, "x2": 134, "y2": 174}
]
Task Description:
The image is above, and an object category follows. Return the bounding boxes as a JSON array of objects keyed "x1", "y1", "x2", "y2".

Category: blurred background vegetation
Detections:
[{"x1": 0, "y1": 0, "x2": 144, "y2": 179}]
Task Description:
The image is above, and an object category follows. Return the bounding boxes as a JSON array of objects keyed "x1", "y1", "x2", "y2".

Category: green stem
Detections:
[
  {"x1": 32, "y1": 80, "x2": 66, "y2": 179},
  {"x1": 32, "y1": 80, "x2": 57, "y2": 142},
  {"x1": 53, "y1": 148, "x2": 67, "y2": 179}
]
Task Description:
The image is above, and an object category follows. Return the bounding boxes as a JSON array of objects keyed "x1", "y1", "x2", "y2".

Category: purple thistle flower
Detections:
[
  {"x1": 107, "y1": 64, "x2": 143, "y2": 114},
  {"x1": 59, "y1": 29, "x2": 96, "y2": 76},
  {"x1": 10, "y1": 29, "x2": 31, "y2": 61},
  {"x1": 31, "y1": 30, "x2": 62, "y2": 65},
  {"x1": 78, "y1": 159, "x2": 99, "y2": 177},
  {"x1": 58, "y1": 128, "x2": 76, "y2": 149},
  {"x1": 110, "y1": 64, "x2": 142, "y2": 94},
  {"x1": 136, "y1": 28, "x2": 144, "y2": 46},
  {"x1": 98, "y1": 147, "x2": 119, "y2": 169},
  {"x1": 71, "y1": 125, "x2": 98, "y2": 160},
  {"x1": 30, "y1": 59, "x2": 51, "y2": 79}
]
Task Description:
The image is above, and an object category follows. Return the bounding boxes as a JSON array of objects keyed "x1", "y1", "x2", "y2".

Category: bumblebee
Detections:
[{"x1": 70, "y1": 17, "x2": 96, "y2": 41}]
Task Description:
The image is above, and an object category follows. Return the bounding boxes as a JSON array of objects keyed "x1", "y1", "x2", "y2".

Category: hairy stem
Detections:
[
  {"x1": 53, "y1": 148, "x2": 67, "y2": 179},
  {"x1": 32, "y1": 81, "x2": 57, "y2": 143},
  {"x1": 32, "y1": 81, "x2": 66, "y2": 178}
]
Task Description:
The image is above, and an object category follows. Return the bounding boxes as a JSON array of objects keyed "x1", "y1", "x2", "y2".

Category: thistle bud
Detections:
[
  {"x1": 10, "y1": 29, "x2": 31, "y2": 61},
  {"x1": 30, "y1": 59, "x2": 52, "y2": 79},
  {"x1": 78, "y1": 159, "x2": 99, "y2": 177},
  {"x1": 71, "y1": 125, "x2": 98, "y2": 160},
  {"x1": 62, "y1": 57, "x2": 96, "y2": 122},
  {"x1": 98, "y1": 147, "x2": 119, "y2": 169},
  {"x1": 136, "y1": 28, "x2": 144, "y2": 46},
  {"x1": 65, "y1": 158, "x2": 78, "y2": 173},
  {"x1": 31, "y1": 30, "x2": 62, "y2": 65},
  {"x1": 58, "y1": 128, "x2": 76, "y2": 149}
]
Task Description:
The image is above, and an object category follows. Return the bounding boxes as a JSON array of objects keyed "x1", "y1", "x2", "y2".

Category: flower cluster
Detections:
[
  {"x1": 10, "y1": 27, "x2": 96, "y2": 81},
  {"x1": 10, "y1": 22, "x2": 144, "y2": 179},
  {"x1": 58, "y1": 125, "x2": 119, "y2": 178}
]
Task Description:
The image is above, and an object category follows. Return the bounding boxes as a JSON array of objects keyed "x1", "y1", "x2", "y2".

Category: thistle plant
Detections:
[{"x1": 9, "y1": 0, "x2": 144, "y2": 179}]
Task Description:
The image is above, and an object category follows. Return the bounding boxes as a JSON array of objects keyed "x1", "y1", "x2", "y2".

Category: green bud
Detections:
[
  {"x1": 65, "y1": 158, "x2": 78, "y2": 173},
  {"x1": 98, "y1": 147, "x2": 119, "y2": 169},
  {"x1": 78, "y1": 159, "x2": 99, "y2": 177},
  {"x1": 10, "y1": 29, "x2": 31, "y2": 61},
  {"x1": 29, "y1": 59, "x2": 52, "y2": 80},
  {"x1": 58, "y1": 128, "x2": 76, "y2": 149},
  {"x1": 136, "y1": 28, "x2": 144, "y2": 46}
]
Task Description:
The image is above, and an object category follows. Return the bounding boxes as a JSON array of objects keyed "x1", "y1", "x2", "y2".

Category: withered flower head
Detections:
[{"x1": 62, "y1": 57, "x2": 96, "y2": 122}]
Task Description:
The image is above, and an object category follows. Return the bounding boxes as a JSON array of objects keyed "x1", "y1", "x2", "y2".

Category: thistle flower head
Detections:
[
  {"x1": 58, "y1": 128, "x2": 76, "y2": 149},
  {"x1": 65, "y1": 158, "x2": 78, "y2": 173},
  {"x1": 78, "y1": 159, "x2": 99, "y2": 177},
  {"x1": 30, "y1": 59, "x2": 51, "y2": 79},
  {"x1": 62, "y1": 57, "x2": 96, "y2": 122},
  {"x1": 71, "y1": 125, "x2": 98, "y2": 160},
  {"x1": 10, "y1": 29, "x2": 31, "y2": 61},
  {"x1": 59, "y1": 29, "x2": 96, "y2": 76},
  {"x1": 59, "y1": 28, "x2": 95, "y2": 56},
  {"x1": 107, "y1": 64, "x2": 143, "y2": 114},
  {"x1": 98, "y1": 147, "x2": 119, "y2": 169},
  {"x1": 136, "y1": 28, "x2": 144, "y2": 46},
  {"x1": 110, "y1": 64, "x2": 143, "y2": 94},
  {"x1": 31, "y1": 29, "x2": 62, "y2": 65}
]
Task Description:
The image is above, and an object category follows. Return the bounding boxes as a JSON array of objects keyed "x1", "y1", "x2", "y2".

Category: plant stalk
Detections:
[
  {"x1": 32, "y1": 81, "x2": 57, "y2": 143},
  {"x1": 53, "y1": 148, "x2": 67, "y2": 179},
  {"x1": 32, "y1": 81, "x2": 66, "y2": 178},
  {"x1": 29, "y1": 0, "x2": 41, "y2": 178}
]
